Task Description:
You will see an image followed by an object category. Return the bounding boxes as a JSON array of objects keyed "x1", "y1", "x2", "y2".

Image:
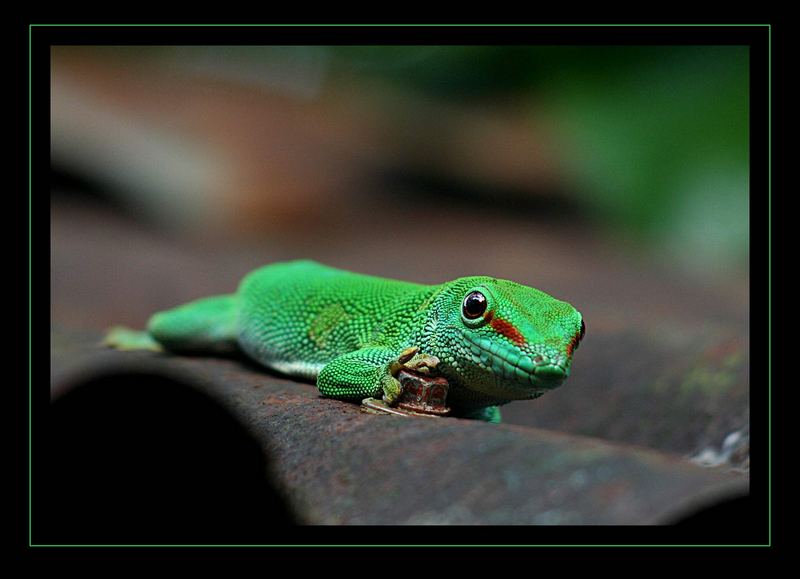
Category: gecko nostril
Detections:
[{"x1": 533, "y1": 355, "x2": 546, "y2": 365}]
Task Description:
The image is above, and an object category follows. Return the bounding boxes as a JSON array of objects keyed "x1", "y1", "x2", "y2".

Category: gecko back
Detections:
[{"x1": 236, "y1": 260, "x2": 431, "y2": 378}]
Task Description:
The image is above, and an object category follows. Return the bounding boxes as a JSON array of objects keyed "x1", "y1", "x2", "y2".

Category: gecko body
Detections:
[{"x1": 107, "y1": 260, "x2": 584, "y2": 423}]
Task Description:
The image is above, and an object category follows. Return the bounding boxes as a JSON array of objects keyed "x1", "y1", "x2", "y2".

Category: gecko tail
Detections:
[
  {"x1": 144, "y1": 294, "x2": 240, "y2": 354},
  {"x1": 102, "y1": 325, "x2": 164, "y2": 351}
]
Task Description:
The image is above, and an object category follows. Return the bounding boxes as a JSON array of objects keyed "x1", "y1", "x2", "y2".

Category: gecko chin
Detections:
[
  {"x1": 484, "y1": 362, "x2": 566, "y2": 401},
  {"x1": 461, "y1": 331, "x2": 570, "y2": 396},
  {"x1": 502, "y1": 361, "x2": 568, "y2": 393},
  {"x1": 526, "y1": 365, "x2": 567, "y2": 390}
]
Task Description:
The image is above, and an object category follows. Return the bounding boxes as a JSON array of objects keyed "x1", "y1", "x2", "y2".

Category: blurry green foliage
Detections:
[
  {"x1": 330, "y1": 45, "x2": 750, "y2": 274},
  {"x1": 85, "y1": 45, "x2": 749, "y2": 274}
]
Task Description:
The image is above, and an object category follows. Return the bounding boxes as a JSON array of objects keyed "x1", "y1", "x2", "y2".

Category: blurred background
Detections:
[
  {"x1": 51, "y1": 45, "x2": 748, "y2": 275},
  {"x1": 50, "y1": 45, "x2": 750, "y2": 470}
]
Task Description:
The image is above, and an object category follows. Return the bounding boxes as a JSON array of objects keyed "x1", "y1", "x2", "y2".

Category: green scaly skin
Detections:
[{"x1": 104, "y1": 260, "x2": 585, "y2": 423}]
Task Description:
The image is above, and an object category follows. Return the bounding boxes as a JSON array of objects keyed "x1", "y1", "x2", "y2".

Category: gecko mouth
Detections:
[{"x1": 462, "y1": 332, "x2": 568, "y2": 391}]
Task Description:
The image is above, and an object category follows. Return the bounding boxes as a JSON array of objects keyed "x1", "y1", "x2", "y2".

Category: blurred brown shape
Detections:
[{"x1": 51, "y1": 47, "x2": 563, "y2": 237}]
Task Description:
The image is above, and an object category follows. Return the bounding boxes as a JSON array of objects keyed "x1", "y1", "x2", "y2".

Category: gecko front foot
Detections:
[
  {"x1": 361, "y1": 370, "x2": 451, "y2": 417},
  {"x1": 361, "y1": 346, "x2": 449, "y2": 417},
  {"x1": 390, "y1": 346, "x2": 440, "y2": 376},
  {"x1": 403, "y1": 352, "x2": 441, "y2": 375},
  {"x1": 383, "y1": 346, "x2": 440, "y2": 404}
]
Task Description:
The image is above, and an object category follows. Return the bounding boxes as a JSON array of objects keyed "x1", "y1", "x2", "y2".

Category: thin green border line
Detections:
[
  {"x1": 34, "y1": 23, "x2": 763, "y2": 548},
  {"x1": 29, "y1": 543, "x2": 769, "y2": 548},
  {"x1": 767, "y1": 23, "x2": 772, "y2": 548},
  {"x1": 28, "y1": 23, "x2": 33, "y2": 549},
  {"x1": 29, "y1": 23, "x2": 770, "y2": 27}
]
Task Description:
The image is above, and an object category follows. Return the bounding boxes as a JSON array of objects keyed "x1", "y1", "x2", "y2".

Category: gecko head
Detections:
[{"x1": 433, "y1": 277, "x2": 584, "y2": 400}]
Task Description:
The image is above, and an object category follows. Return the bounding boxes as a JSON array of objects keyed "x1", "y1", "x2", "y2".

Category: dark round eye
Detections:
[
  {"x1": 579, "y1": 320, "x2": 586, "y2": 341},
  {"x1": 462, "y1": 291, "x2": 488, "y2": 319}
]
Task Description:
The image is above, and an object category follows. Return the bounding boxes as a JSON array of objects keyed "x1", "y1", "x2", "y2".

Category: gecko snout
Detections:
[{"x1": 531, "y1": 362, "x2": 568, "y2": 389}]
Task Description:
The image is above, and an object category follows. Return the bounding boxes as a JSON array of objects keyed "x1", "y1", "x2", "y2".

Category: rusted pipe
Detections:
[{"x1": 45, "y1": 327, "x2": 748, "y2": 539}]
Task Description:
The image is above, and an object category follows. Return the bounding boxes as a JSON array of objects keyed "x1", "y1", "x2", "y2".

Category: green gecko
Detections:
[{"x1": 105, "y1": 260, "x2": 584, "y2": 423}]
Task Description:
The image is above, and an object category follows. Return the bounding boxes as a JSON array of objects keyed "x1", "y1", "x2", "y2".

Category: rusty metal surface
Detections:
[
  {"x1": 502, "y1": 326, "x2": 750, "y2": 467},
  {"x1": 46, "y1": 200, "x2": 752, "y2": 533},
  {"x1": 50, "y1": 199, "x2": 750, "y2": 469},
  {"x1": 50, "y1": 326, "x2": 747, "y2": 526}
]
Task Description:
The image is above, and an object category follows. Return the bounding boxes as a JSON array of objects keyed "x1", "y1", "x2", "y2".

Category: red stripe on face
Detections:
[
  {"x1": 490, "y1": 317, "x2": 527, "y2": 346},
  {"x1": 566, "y1": 330, "x2": 581, "y2": 356}
]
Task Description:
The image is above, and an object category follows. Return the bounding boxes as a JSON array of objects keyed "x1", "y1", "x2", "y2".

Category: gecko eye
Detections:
[{"x1": 462, "y1": 291, "x2": 488, "y2": 319}]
